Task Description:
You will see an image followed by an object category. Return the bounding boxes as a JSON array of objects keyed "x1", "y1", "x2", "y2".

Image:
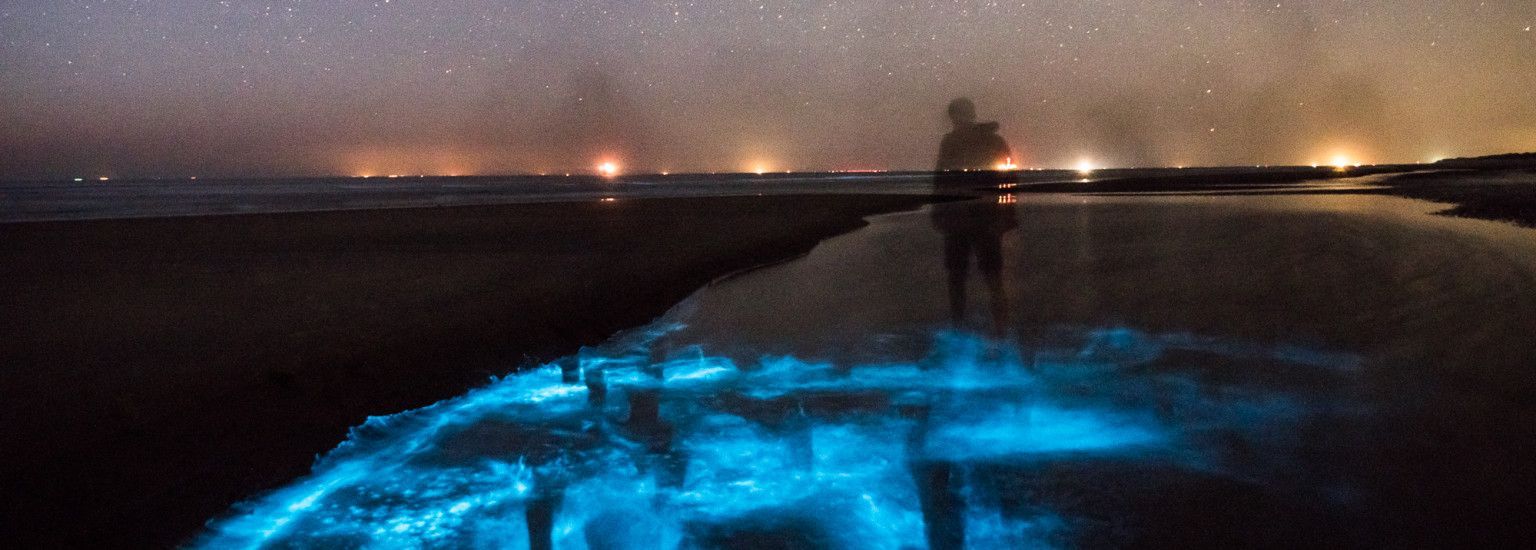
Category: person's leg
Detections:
[
  {"x1": 943, "y1": 234, "x2": 972, "y2": 325},
  {"x1": 912, "y1": 460, "x2": 966, "y2": 550},
  {"x1": 976, "y1": 234, "x2": 1009, "y2": 338},
  {"x1": 526, "y1": 489, "x2": 564, "y2": 550},
  {"x1": 584, "y1": 365, "x2": 607, "y2": 408}
]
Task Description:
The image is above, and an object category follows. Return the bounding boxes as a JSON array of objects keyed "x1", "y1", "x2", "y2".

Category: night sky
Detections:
[{"x1": 2, "y1": 1, "x2": 1532, "y2": 179}]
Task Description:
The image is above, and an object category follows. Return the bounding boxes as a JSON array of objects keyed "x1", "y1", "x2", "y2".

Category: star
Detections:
[{"x1": 2, "y1": 0, "x2": 1534, "y2": 178}]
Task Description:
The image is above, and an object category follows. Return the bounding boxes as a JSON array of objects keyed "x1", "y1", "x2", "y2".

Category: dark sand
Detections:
[
  {"x1": 0, "y1": 194, "x2": 934, "y2": 547},
  {"x1": 1371, "y1": 168, "x2": 1536, "y2": 227}
]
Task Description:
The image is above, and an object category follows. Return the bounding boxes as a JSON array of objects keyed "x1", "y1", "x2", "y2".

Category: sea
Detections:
[{"x1": 0, "y1": 167, "x2": 1327, "y2": 223}]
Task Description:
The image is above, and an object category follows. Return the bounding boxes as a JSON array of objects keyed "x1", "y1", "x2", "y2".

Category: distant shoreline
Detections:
[
  {"x1": 1010, "y1": 165, "x2": 1536, "y2": 229},
  {"x1": 0, "y1": 166, "x2": 1420, "y2": 224}
]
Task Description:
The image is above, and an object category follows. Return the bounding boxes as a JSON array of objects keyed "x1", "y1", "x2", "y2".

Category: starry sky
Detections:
[{"x1": 2, "y1": 1, "x2": 1533, "y2": 179}]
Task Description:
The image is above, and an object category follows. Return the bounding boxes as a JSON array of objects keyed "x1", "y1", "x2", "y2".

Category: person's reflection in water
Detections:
[
  {"x1": 898, "y1": 393, "x2": 966, "y2": 550},
  {"x1": 932, "y1": 98, "x2": 1019, "y2": 339}
]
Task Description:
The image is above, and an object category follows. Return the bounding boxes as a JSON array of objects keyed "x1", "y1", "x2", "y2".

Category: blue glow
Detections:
[{"x1": 198, "y1": 325, "x2": 1364, "y2": 549}]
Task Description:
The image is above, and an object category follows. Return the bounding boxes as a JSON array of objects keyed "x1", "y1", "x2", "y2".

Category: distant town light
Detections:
[
  {"x1": 597, "y1": 161, "x2": 620, "y2": 178},
  {"x1": 1075, "y1": 160, "x2": 1096, "y2": 175}
]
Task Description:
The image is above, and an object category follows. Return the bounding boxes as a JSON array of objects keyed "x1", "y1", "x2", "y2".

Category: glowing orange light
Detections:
[
  {"x1": 597, "y1": 161, "x2": 620, "y2": 178},
  {"x1": 995, "y1": 157, "x2": 1019, "y2": 171},
  {"x1": 1075, "y1": 160, "x2": 1096, "y2": 175}
]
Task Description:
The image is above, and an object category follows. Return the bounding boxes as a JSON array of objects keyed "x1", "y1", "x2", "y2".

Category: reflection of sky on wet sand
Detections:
[{"x1": 200, "y1": 192, "x2": 1536, "y2": 548}]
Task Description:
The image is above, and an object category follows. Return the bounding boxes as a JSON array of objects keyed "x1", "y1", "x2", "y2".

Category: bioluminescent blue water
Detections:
[{"x1": 198, "y1": 324, "x2": 1364, "y2": 549}]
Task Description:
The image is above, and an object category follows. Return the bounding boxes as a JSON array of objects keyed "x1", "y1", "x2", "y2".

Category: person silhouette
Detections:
[
  {"x1": 931, "y1": 98, "x2": 1018, "y2": 338},
  {"x1": 936, "y1": 98, "x2": 1012, "y2": 174}
]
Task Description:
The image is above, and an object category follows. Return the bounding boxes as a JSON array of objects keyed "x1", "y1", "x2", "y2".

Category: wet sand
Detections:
[
  {"x1": 196, "y1": 187, "x2": 1536, "y2": 548},
  {"x1": 670, "y1": 192, "x2": 1536, "y2": 547},
  {"x1": 6, "y1": 166, "x2": 1535, "y2": 547},
  {"x1": 0, "y1": 194, "x2": 935, "y2": 547}
]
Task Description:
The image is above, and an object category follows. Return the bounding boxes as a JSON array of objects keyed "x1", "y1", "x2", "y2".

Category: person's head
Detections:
[{"x1": 947, "y1": 97, "x2": 977, "y2": 127}]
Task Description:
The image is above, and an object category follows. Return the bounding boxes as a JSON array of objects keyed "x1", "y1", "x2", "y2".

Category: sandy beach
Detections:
[
  {"x1": 4, "y1": 167, "x2": 1535, "y2": 547},
  {"x1": 183, "y1": 171, "x2": 1536, "y2": 549},
  {"x1": 6, "y1": 0, "x2": 1532, "y2": 545},
  {"x1": 0, "y1": 193, "x2": 935, "y2": 547}
]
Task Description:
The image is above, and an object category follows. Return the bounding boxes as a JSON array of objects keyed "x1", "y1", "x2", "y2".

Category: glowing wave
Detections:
[{"x1": 197, "y1": 325, "x2": 1362, "y2": 549}]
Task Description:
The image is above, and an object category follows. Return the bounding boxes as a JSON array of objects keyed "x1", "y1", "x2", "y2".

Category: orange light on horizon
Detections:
[
  {"x1": 1330, "y1": 155, "x2": 1359, "y2": 171},
  {"x1": 597, "y1": 161, "x2": 620, "y2": 178},
  {"x1": 1075, "y1": 159, "x2": 1096, "y2": 175},
  {"x1": 995, "y1": 157, "x2": 1019, "y2": 171}
]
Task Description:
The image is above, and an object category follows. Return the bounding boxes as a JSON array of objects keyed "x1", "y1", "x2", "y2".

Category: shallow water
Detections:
[{"x1": 199, "y1": 190, "x2": 1536, "y2": 548}]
